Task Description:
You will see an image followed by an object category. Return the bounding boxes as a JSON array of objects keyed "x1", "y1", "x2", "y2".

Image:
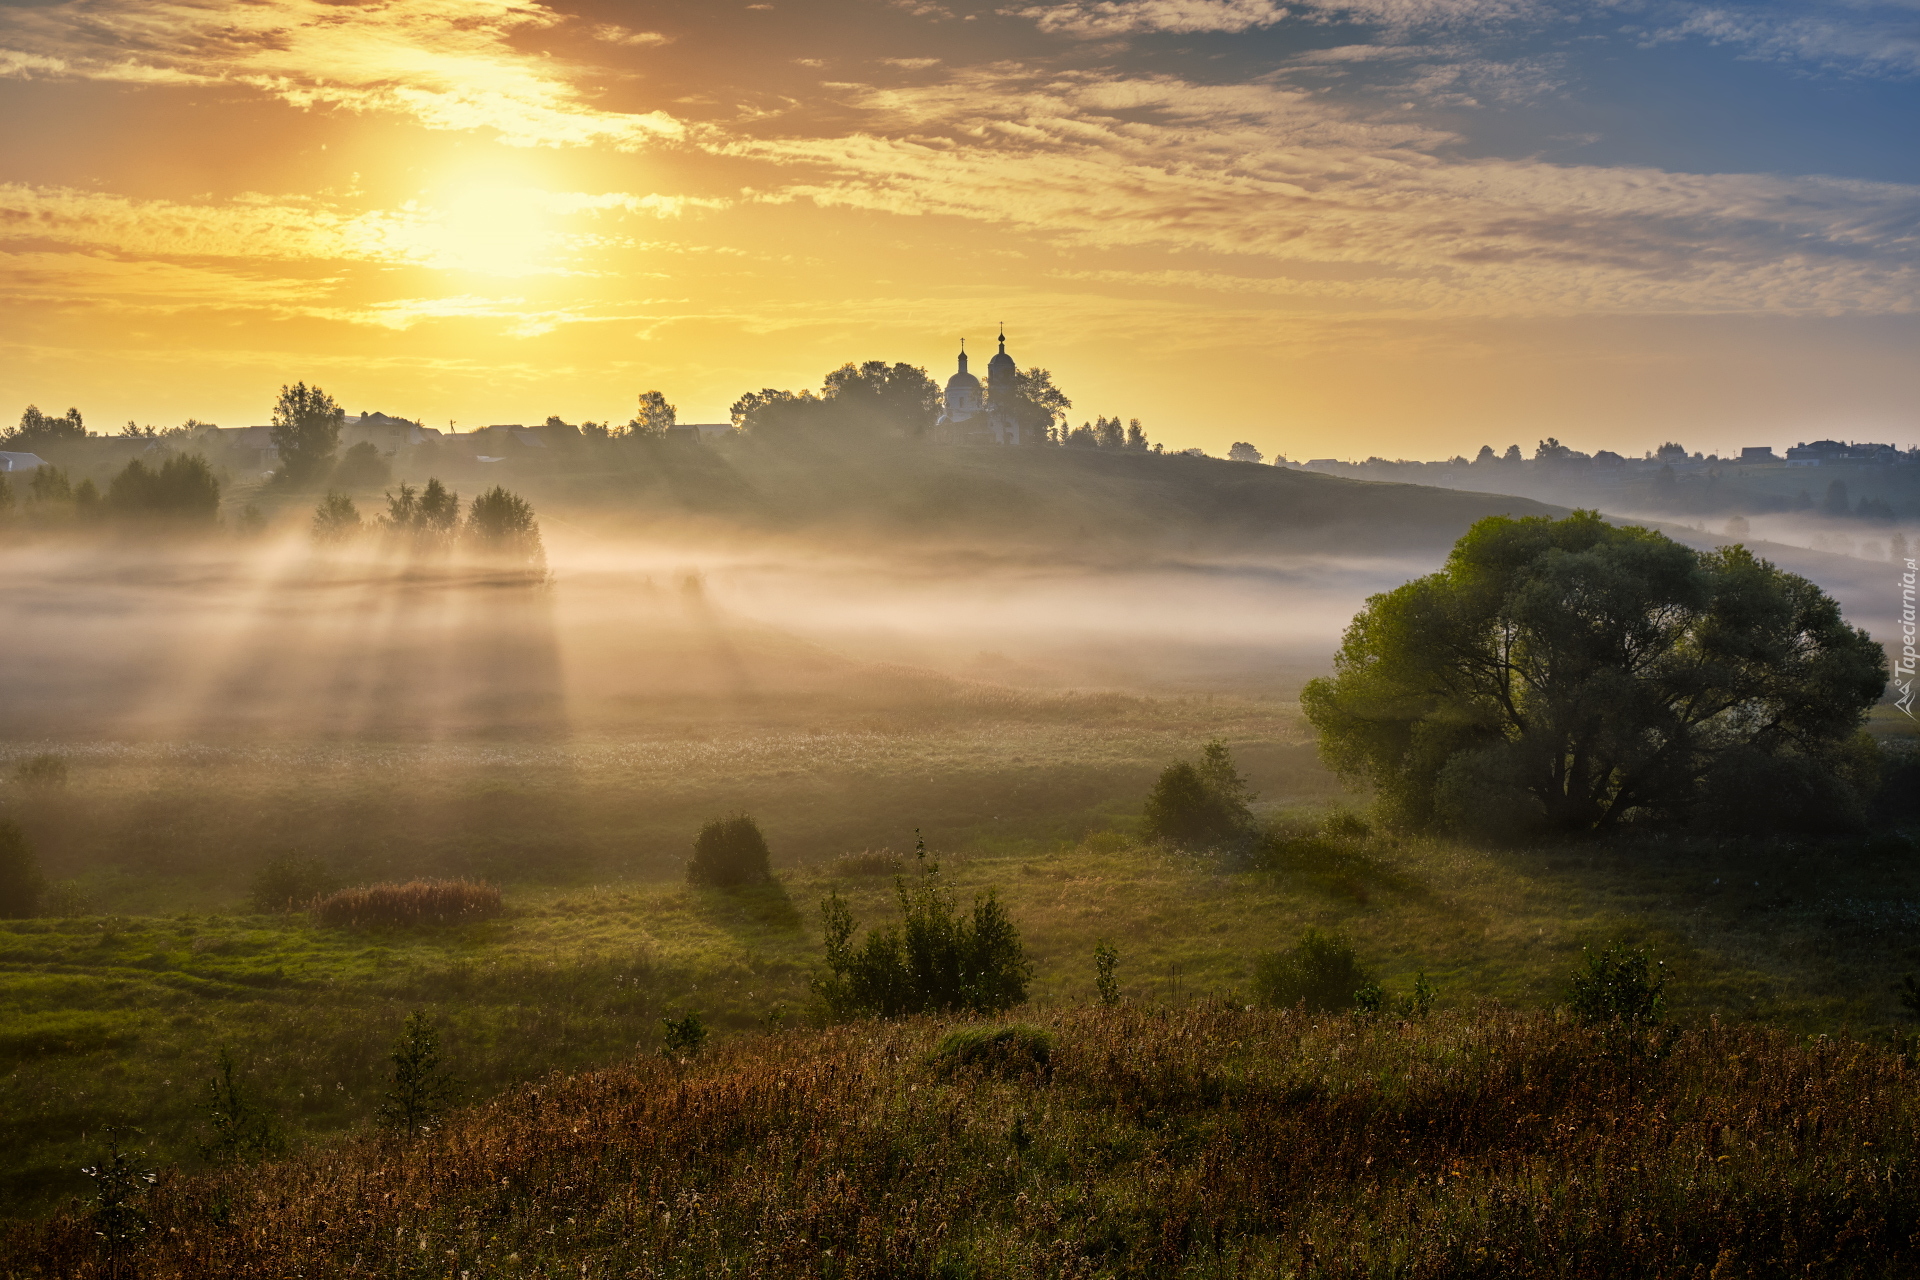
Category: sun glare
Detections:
[{"x1": 418, "y1": 180, "x2": 561, "y2": 276}]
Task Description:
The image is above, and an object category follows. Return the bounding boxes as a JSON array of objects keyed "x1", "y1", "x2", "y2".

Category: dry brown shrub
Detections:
[{"x1": 310, "y1": 879, "x2": 501, "y2": 928}]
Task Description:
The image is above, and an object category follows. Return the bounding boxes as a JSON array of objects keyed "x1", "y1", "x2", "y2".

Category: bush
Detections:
[
  {"x1": 0, "y1": 820, "x2": 45, "y2": 919},
  {"x1": 929, "y1": 1024, "x2": 1054, "y2": 1081},
  {"x1": 813, "y1": 843, "x2": 1030, "y2": 1019},
  {"x1": 331, "y1": 441, "x2": 390, "y2": 490},
  {"x1": 661, "y1": 1010, "x2": 708, "y2": 1059},
  {"x1": 1094, "y1": 940, "x2": 1120, "y2": 1006},
  {"x1": 312, "y1": 879, "x2": 502, "y2": 928},
  {"x1": 687, "y1": 815, "x2": 774, "y2": 889},
  {"x1": 248, "y1": 854, "x2": 339, "y2": 913},
  {"x1": 310, "y1": 491, "x2": 362, "y2": 544},
  {"x1": 103, "y1": 453, "x2": 221, "y2": 525},
  {"x1": 1142, "y1": 739, "x2": 1254, "y2": 848},
  {"x1": 12, "y1": 753, "x2": 68, "y2": 789},
  {"x1": 465, "y1": 485, "x2": 544, "y2": 568},
  {"x1": 1252, "y1": 929, "x2": 1376, "y2": 1012},
  {"x1": 378, "y1": 1011, "x2": 456, "y2": 1137},
  {"x1": 1567, "y1": 944, "x2": 1667, "y2": 1028}
]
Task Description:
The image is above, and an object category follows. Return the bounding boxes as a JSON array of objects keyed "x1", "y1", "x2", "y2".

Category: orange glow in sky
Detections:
[{"x1": 1, "y1": 0, "x2": 1915, "y2": 458}]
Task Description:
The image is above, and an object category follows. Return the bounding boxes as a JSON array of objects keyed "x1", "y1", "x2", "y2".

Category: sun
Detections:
[{"x1": 411, "y1": 159, "x2": 573, "y2": 277}]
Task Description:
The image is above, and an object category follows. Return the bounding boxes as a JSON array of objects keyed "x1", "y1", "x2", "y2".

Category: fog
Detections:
[{"x1": 0, "y1": 531, "x2": 1447, "y2": 743}]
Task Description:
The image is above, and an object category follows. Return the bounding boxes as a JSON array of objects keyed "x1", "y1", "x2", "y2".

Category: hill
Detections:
[
  {"x1": 233, "y1": 436, "x2": 1565, "y2": 557},
  {"x1": 12, "y1": 1003, "x2": 1920, "y2": 1277}
]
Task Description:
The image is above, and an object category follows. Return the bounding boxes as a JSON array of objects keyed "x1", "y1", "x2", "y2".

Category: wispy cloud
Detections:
[
  {"x1": 1009, "y1": 0, "x2": 1538, "y2": 36},
  {"x1": 0, "y1": 0, "x2": 684, "y2": 148},
  {"x1": 1642, "y1": 5, "x2": 1920, "y2": 78},
  {"x1": 735, "y1": 67, "x2": 1920, "y2": 317}
]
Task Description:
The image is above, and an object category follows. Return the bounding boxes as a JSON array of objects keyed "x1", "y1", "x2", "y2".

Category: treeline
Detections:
[
  {"x1": 0, "y1": 453, "x2": 235, "y2": 532},
  {"x1": 308, "y1": 480, "x2": 545, "y2": 570}
]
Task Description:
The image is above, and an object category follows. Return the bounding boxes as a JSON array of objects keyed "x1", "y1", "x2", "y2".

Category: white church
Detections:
[{"x1": 930, "y1": 330, "x2": 1038, "y2": 446}]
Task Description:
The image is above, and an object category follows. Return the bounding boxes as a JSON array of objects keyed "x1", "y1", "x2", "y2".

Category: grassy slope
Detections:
[
  {"x1": 8, "y1": 798, "x2": 1920, "y2": 1221},
  {"x1": 13, "y1": 1003, "x2": 1920, "y2": 1277}
]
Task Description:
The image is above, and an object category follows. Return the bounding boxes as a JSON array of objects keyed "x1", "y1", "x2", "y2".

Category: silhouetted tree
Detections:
[
  {"x1": 823, "y1": 361, "x2": 942, "y2": 435},
  {"x1": 1303, "y1": 511, "x2": 1888, "y2": 836},
  {"x1": 1228, "y1": 442, "x2": 1263, "y2": 463},
  {"x1": 1004, "y1": 366, "x2": 1072, "y2": 440},
  {"x1": 103, "y1": 454, "x2": 221, "y2": 525},
  {"x1": 631, "y1": 390, "x2": 676, "y2": 437},
  {"x1": 464, "y1": 485, "x2": 543, "y2": 568},
  {"x1": 28, "y1": 465, "x2": 71, "y2": 502},
  {"x1": 310, "y1": 491, "x2": 361, "y2": 543},
  {"x1": 331, "y1": 441, "x2": 390, "y2": 490},
  {"x1": 1095, "y1": 416, "x2": 1125, "y2": 450},
  {"x1": 1125, "y1": 419, "x2": 1149, "y2": 451},
  {"x1": 1501, "y1": 444, "x2": 1522, "y2": 463},
  {"x1": 270, "y1": 383, "x2": 345, "y2": 484},
  {"x1": 1473, "y1": 445, "x2": 1497, "y2": 465},
  {"x1": 1655, "y1": 441, "x2": 1688, "y2": 461},
  {"x1": 5, "y1": 405, "x2": 86, "y2": 449}
]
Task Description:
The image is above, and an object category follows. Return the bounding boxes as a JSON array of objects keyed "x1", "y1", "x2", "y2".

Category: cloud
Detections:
[
  {"x1": 0, "y1": 0, "x2": 684, "y2": 149},
  {"x1": 1644, "y1": 5, "x2": 1920, "y2": 78},
  {"x1": 587, "y1": 23, "x2": 671, "y2": 47},
  {"x1": 733, "y1": 67, "x2": 1920, "y2": 317},
  {"x1": 1008, "y1": 0, "x2": 1537, "y2": 36}
]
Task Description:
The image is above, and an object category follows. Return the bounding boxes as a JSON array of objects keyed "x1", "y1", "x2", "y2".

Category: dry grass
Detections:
[
  {"x1": 310, "y1": 880, "x2": 502, "y2": 928},
  {"x1": 12, "y1": 1003, "x2": 1920, "y2": 1277}
]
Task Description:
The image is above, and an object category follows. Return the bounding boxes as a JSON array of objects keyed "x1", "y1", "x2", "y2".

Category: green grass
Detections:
[{"x1": 7, "y1": 807, "x2": 1920, "y2": 1221}]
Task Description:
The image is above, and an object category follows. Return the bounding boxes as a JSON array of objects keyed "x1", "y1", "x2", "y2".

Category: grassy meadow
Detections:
[{"x1": 4, "y1": 691, "x2": 1919, "y2": 1227}]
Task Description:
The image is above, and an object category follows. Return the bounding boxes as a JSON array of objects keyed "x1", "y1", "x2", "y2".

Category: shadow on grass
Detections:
[
  {"x1": 1249, "y1": 835, "x2": 1434, "y2": 905},
  {"x1": 689, "y1": 880, "x2": 805, "y2": 934}
]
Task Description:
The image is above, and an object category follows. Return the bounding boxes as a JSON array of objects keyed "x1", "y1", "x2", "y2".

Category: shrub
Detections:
[
  {"x1": 929, "y1": 1024, "x2": 1054, "y2": 1081},
  {"x1": 312, "y1": 879, "x2": 501, "y2": 928},
  {"x1": 378, "y1": 1011, "x2": 456, "y2": 1137},
  {"x1": 687, "y1": 815, "x2": 774, "y2": 889},
  {"x1": 1142, "y1": 740, "x2": 1255, "y2": 848},
  {"x1": 12, "y1": 753, "x2": 68, "y2": 789},
  {"x1": 331, "y1": 441, "x2": 390, "y2": 490},
  {"x1": 201, "y1": 1047, "x2": 283, "y2": 1164},
  {"x1": 661, "y1": 1010, "x2": 708, "y2": 1059},
  {"x1": 0, "y1": 820, "x2": 45, "y2": 919},
  {"x1": 465, "y1": 485, "x2": 544, "y2": 568},
  {"x1": 1567, "y1": 944, "x2": 1667, "y2": 1028},
  {"x1": 813, "y1": 842, "x2": 1030, "y2": 1019},
  {"x1": 1094, "y1": 940, "x2": 1120, "y2": 1006},
  {"x1": 1252, "y1": 929, "x2": 1376, "y2": 1012},
  {"x1": 310, "y1": 491, "x2": 362, "y2": 544},
  {"x1": 248, "y1": 854, "x2": 339, "y2": 914},
  {"x1": 103, "y1": 453, "x2": 221, "y2": 525}
]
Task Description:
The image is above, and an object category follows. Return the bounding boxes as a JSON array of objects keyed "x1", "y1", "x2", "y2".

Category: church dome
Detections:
[
  {"x1": 946, "y1": 348, "x2": 981, "y2": 392},
  {"x1": 987, "y1": 330, "x2": 1016, "y2": 379}
]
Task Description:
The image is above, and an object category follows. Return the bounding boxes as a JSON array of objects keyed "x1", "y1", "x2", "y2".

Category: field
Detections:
[
  {"x1": 14, "y1": 1003, "x2": 1920, "y2": 1277},
  {"x1": 5, "y1": 695, "x2": 1919, "y2": 1227}
]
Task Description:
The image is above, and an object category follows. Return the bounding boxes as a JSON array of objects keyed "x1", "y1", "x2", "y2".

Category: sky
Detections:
[{"x1": 0, "y1": 0, "x2": 1915, "y2": 460}]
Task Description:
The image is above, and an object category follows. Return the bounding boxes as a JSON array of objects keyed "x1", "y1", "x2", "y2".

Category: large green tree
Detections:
[
  {"x1": 269, "y1": 383, "x2": 344, "y2": 484},
  {"x1": 1302, "y1": 512, "x2": 1887, "y2": 836}
]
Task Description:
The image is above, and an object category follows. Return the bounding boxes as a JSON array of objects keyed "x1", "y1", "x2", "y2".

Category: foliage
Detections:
[
  {"x1": 829, "y1": 850, "x2": 905, "y2": 877},
  {"x1": 1302, "y1": 511, "x2": 1889, "y2": 834},
  {"x1": 201, "y1": 1048, "x2": 283, "y2": 1164},
  {"x1": 661, "y1": 1010, "x2": 708, "y2": 1059},
  {"x1": 686, "y1": 815, "x2": 774, "y2": 888},
  {"x1": 13, "y1": 753, "x2": 68, "y2": 789},
  {"x1": 377, "y1": 1011, "x2": 456, "y2": 1137},
  {"x1": 6, "y1": 405, "x2": 87, "y2": 450},
  {"x1": 379, "y1": 477, "x2": 458, "y2": 549},
  {"x1": 928, "y1": 1023, "x2": 1054, "y2": 1080},
  {"x1": 464, "y1": 485, "x2": 544, "y2": 568},
  {"x1": 1002, "y1": 366, "x2": 1072, "y2": 439},
  {"x1": 1567, "y1": 944, "x2": 1668, "y2": 1028},
  {"x1": 1094, "y1": 939, "x2": 1120, "y2": 1006},
  {"x1": 102, "y1": 454, "x2": 221, "y2": 525},
  {"x1": 733, "y1": 360, "x2": 941, "y2": 439},
  {"x1": 270, "y1": 383, "x2": 344, "y2": 484},
  {"x1": 248, "y1": 854, "x2": 338, "y2": 913},
  {"x1": 311, "y1": 879, "x2": 502, "y2": 927},
  {"x1": 28, "y1": 465, "x2": 72, "y2": 503},
  {"x1": 630, "y1": 390, "x2": 676, "y2": 437},
  {"x1": 330, "y1": 440, "x2": 390, "y2": 490},
  {"x1": 1252, "y1": 928, "x2": 1376, "y2": 1012},
  {"x1": 1228, "y1": 441, "x2": 1263, "y2": 463},
  {"x1": 813, "y1": 842, "x2": 1030, "y2": 1019},
  {"x1": 309, "y1": 491, "x2": 361, "y2": 543},
  {"x1": 78, "y1": 1131, "x2": 154, "y2": 1264},
  {"x1": 0, "y1": 820, "x2": 45, "y2": 918},
  {"x1": 1142, "y1": 739, "x2": 1254, "y2": 847}
]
